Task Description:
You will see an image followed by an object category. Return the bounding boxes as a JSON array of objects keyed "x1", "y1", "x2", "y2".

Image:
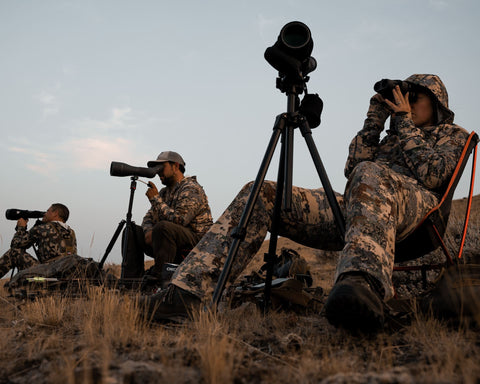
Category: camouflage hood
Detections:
[{"x1": 404, "y1": 74, "x2": 455, "y2": 125}]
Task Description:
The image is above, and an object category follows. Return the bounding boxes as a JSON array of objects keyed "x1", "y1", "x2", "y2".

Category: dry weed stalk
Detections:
[{"x1": 189, "y1": 307, "x2": 243, "y2": 384}]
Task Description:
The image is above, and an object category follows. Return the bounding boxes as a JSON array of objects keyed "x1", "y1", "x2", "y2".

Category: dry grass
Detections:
[
  {"x1": 1, "y1": 281, "x2": 480, "y2": 383},
  {"x1": 1, "y1": 198, "x2": 480, "y2": 383}
]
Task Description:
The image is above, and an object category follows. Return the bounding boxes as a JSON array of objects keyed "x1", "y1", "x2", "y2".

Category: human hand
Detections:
[
  {"x1": 384, "y1": 85, "x2": 412, "y2": 116},
  {"x1": 146, "y1": 181, "x2": 159, "y2": 200},
  {"x1": 366, "y1": 93, "x2": 391, "y2": 130},
  {"x1": 17, "y1": 218, "x2": 28, "y2": 227}
]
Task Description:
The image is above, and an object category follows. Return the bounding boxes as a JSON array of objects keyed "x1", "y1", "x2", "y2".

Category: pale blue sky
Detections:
[{"x1": 1, "y1": 0, "x2": 479, "y2": 265}]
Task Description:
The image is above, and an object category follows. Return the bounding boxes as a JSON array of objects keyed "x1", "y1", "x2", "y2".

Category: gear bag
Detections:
[
  {"x1": 420, "y1": 264, "x2": 480, "y2": 323},
  {"x1": 8, "y1": 254, "x2": 105, "y2": 289}
]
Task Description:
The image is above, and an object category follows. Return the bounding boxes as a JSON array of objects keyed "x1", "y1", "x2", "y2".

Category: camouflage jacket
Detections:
[
  {"x1": 345, "y1": 74, "x2": 469, "y2": 195},
  {"x1": 11, "y1": 221, "x2": 78, "y2": 262},
  {"x1": 142, "y1": 176, "x2": 213, "y2": 237}
]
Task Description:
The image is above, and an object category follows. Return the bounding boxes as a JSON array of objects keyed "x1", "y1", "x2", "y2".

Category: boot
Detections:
[
  {"x1": 140, "y1": 284, "x2": 201, "y2": 322},
  {"x1": 324, "y1": 272, "x2": 385, "y2": 333}
]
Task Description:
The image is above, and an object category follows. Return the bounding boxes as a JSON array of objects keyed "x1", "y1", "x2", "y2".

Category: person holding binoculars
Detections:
[{"x1": 0, "y1": 203, "x2": 77, "y2": 279}]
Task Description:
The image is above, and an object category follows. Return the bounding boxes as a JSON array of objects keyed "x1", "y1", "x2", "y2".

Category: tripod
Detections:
[
  {"x1": 211, "y1": 78, "x2": 346, "y2": 310},
  {"x1": 99, "y1": 176, "x2": 138, "y2": 279}
]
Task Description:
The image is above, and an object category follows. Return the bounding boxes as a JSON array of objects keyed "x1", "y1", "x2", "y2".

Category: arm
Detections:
[
  {"x1": 344, "y1": 94, "x2": 391, "y2": 178},
  {"x1": 148, "y1": 183, "x2": 206, "y2": 227},
  {"x1": 10, "y1": 219, "x2": 41, "y2": 249},
  {"x1": 393, "y1": 115, "x2": 468, "y2": 190}
]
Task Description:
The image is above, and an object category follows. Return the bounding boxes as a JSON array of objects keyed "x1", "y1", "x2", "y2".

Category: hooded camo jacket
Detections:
[{"x1": 345, "y1": 74, "x2": 469, "y2": 195}]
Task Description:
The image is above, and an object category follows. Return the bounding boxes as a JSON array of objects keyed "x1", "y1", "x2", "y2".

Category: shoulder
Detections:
[
  {"x1": 433, "y1": 124, "x2": 470, "y2": 146},
  {"x1": 178, "y1": 176, "x2": 207, "y2": 195}
]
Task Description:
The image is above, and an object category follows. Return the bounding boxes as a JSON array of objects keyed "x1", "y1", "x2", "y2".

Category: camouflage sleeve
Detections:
[
  {"x1": 344, "y1": 96, "x2": 391, "y2": 178},
  {"x1": 10, "y1": 221, "x2": 43, "y2": 249},
  {"x1": 141, "y1": 208, "x2": 156, "y2": 233},
  {"x1": 148, "y1": 184, "x2": 205, "y2": 227},
  {"x1": 10, "y1": 226, "x2": 34, "y2": 248},
  {"x1": 394, "y1": 114, "x2": 468, "y2": 190}
]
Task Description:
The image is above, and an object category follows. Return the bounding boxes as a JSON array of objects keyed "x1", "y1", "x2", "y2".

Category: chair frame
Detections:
[{"x1": 394, "y1": 131, "x2": 479, "y2": 280}]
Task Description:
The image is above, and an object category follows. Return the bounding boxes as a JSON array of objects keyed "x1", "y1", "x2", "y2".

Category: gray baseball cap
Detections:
[{"x1": 147, "y1": 151, "x2": 186, "y2": 168}]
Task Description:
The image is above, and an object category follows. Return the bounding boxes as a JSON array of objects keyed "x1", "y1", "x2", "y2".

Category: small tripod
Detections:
[
  {"x1": 211, "y1": 75, "x2": 346, "y2": 310},
  {"x1": 99, "y1": 176, "x2": 138, "y2": 279}
]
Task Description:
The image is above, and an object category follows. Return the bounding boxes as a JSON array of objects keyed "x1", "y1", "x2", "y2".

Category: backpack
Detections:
[
  {"x1": 419, "y1": 264, "x2": 480, "y2": 324},
  {"x1": 8, "y1": 254, "x2": 106, "y2": 292}
]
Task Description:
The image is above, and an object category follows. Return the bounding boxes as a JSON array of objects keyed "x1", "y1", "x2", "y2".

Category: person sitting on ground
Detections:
[
  {"x1": 0, "y1": 203, "x2": 77, "y2": 279},
  {"x1": 142, "y1": 74, "x2": 469, "y2": 333},
  {"x1": 122, "y1": 151, "x2": 213, "y2": 283}
]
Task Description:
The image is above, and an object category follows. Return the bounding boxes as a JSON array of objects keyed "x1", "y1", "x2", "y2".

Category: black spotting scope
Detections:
[
  {"x1": 110, "y1": 161, "x2": 161, "y2": 178},
  {"x1": 264, "y1": 21, "x2": 317, "y2": 79},
  {"x1": 5, "y1": 209, "x2": 46, "y2": 221}
]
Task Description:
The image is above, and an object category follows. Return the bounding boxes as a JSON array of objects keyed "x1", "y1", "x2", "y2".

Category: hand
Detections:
[
  {"x1": 366, "y1": 93, "x2": 391, "y2": 130},
  {"x1": 17, "y1": 218, "x2": 28, "y2": 227},
  {"x1": 384, "y1": 85, "x2": 412, "y2": 116},
  {"x1": 144, "y1": 230, "x2": 152, "y2": 245},
  {"x1": 146, "y1": 181, "x2": 159, "y2": 200}
]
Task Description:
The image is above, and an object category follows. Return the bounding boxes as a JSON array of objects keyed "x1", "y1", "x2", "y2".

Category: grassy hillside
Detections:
[{"x1": 0, "y1": 196, "x2": 479, "y2": 383}]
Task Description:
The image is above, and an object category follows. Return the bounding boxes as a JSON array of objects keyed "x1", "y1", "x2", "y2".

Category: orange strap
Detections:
[{"x1": 458, "y1": 143, "x2": 477, "y2": 259}]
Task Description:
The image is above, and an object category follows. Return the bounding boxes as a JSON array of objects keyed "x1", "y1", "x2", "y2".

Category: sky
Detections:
[{"x1": 1, "y1": 0, "x2": 479, "y2": 266}]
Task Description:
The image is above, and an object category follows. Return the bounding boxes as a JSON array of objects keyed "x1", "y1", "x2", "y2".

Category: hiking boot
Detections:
[
  {"x1": 140, "y1": 284, "x2": 201, "y2": 322},
  {"x1": 324, "y1": 273, "x2": 385, "y2": 333}
]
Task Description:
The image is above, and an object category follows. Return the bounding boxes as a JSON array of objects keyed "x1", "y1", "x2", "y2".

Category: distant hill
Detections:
[{"x1": 451, "y1": 194, "x2": 480, "y2": 220}]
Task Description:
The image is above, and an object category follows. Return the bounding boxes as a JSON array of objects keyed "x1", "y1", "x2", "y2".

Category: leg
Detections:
[
  {"x1": 325, "y1": 162, "x2": 438, "y2": 332},
  {"x1": 0, "y1": 249, "x2": 38, "y2": 279},
  {"x1": 172, "y1": 180, "x2": 345, "y2": 299},
  {"x1": 150, "y1": 220, "x2": 199, "y2": 275},
  {"x1": 336, "y1": 162, "x2": 438, "y2": 299}
]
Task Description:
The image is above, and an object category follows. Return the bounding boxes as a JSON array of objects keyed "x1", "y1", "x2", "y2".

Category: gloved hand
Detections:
[{"x1": 365, "y1": 94, "x2": 392, "y2": 132}]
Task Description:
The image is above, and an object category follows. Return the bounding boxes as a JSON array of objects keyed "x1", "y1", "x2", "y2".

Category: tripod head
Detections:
[{"x1": 265, "y1": 21, "x2": 322, "y2": 128}]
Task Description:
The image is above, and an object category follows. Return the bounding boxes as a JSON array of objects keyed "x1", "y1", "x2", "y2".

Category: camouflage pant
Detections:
[
  {"x1": 0, "y1": 248, "x2": 38, "y2": 279},
  {"x1": 172, "y1": 161, "x2": 438, "y2": 300}
]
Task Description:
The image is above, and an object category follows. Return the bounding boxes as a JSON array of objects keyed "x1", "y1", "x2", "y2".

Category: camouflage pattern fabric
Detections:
[
  {"x1": 172, "y1": 181, "x2": 345, "y2": 300},
  {"x1": 142, "y1": 176, "x2": 213, "y2": 237},
  {"x1": 171, "y1": 74, "x2": 469, "y2": 301},
  {"x1": 0, "y1": 249, "x2": 37, "y2": 279},
  {"x1": 0, "y1": 221, "x2": 77, "y2": 278}
]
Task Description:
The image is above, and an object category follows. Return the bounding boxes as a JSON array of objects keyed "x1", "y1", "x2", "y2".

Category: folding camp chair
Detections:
[{"x1": 394, "y1": 131, "x2": 479, "y2": 283}]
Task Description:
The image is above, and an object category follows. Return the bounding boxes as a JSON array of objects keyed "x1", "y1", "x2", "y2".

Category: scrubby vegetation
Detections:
[{"x1": 0, "y1": 198, "x2": 479, "y2": 383}]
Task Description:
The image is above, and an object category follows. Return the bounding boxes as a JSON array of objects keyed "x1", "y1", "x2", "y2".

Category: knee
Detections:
[
  {"x1": 152, "y1": 221, "x2": 175, "y2": 237},
  {"x1": 350, "y1": 161, "x2": 385, "y2": 180}
]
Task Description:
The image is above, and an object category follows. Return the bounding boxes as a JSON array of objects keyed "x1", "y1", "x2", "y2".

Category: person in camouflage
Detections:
[
  {"x1": 122, "y1": 151, "x2": 213, "y2": 280},
  {"x1": 0, "y1": 203, "x2": 77, "y2": 279},
  {"x1": 144, "y1": 74, "x2": 469, "y2": 332}
]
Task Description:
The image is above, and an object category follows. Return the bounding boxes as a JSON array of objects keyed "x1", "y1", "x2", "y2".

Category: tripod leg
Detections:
[
  {"x1": 211, "y1": 114, "x2": 286, "y2": 308},
  {"x1": 99, "y1": 220, "x2": 126, "y2": 270},
  {"x1": 263, "y1": 130, "x2": 287, "y2": 309},
  {"x1": 300, "y1": 120, "x2": 346, "y2": 239}
]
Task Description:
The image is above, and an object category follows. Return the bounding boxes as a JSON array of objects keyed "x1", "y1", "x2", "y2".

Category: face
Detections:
[
  {"x1": 410, "y1": 93, "x2": 435, "y2": 127},
  {"x1": 158, "y1": 162, "x2": 176, "y2": 186},
  {"x1": 43, "y1": 206, "x2": 58, "y2": 223}
]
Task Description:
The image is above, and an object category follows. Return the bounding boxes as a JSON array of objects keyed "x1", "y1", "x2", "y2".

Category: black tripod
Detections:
[
  {"x1": 211, "y1": 78, "x2": 346, "y2": 310},
  {"x1": 99, "y1": 176, "x2": 138, "y2": 279}
]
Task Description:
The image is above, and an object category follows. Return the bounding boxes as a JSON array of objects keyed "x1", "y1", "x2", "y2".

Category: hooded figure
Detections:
[{"x1": 140, "y1": 74, "x2": 470, "y2": 333}]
